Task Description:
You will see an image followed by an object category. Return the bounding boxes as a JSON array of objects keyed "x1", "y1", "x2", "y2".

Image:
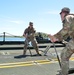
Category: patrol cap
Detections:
[
  {"x1": 29, "y1": 22, "x2": 33, "y2": 26},
  {"x1": 60, "y1": 7, "x2": 70, "y2": 14}
]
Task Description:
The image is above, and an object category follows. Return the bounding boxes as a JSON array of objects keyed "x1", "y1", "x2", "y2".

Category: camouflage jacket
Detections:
[
  {"x1": 24, "y1": 27, "x2": 36, "y2": 38},
  {"x1": 54, "y1": 14, "x2": 74, "y2": 41}
]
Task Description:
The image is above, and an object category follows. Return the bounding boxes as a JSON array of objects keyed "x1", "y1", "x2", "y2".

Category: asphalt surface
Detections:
[{"x1": 0, "y1": 46, "x2": 74, "y2": 75}]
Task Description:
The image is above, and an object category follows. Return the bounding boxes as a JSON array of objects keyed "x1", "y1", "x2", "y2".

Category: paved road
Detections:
[{"x1": 0, "y1": 47, "x2": 74, "y2": 75}]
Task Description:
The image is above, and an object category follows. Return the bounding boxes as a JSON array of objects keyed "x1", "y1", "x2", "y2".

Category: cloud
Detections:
[
  {"x1": 2, "y1": 19, "x2": 25, "y2": 25},
  {"x1": 9, "y1": 20, "x2": 25, "y2": 24},
  {"x1": 0, "y1": 15, "x2": 25, "y2": 24},
  {"x1": 44, "y1": 10, "x2": 60, "y2": 15}
]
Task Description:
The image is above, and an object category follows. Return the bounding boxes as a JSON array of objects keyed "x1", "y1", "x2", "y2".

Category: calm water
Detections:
[
  {"x1": 0, "y1": 37, "x2": 25, "y2": 41},
  {"x1": 0, "y1": 37, "x2": 50, "y2": 41},
  {"x1": 0, "y1": 37, "x2": 49, "y2": 46}
]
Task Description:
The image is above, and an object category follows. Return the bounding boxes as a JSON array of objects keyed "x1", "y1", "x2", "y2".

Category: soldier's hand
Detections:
[
  {"x1": 48, "y1": 34, "x2": 58, "y2": 42},
  {"x1": 23, "y1": 34, "x2": 28, "y2": 38}
]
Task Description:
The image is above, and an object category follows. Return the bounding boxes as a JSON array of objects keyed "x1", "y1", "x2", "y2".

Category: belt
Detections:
[{"x1": 65, "y1": 36, "x2": 72, "y2": 42}]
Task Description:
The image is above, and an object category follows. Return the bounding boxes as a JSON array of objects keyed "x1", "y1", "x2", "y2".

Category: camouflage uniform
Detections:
[
  {"x1": 54, "y1": 14, "x2": 74, "y2": 75},
  {"x1": 23, "y1": 25, "x2": 40, "y2": 55}
]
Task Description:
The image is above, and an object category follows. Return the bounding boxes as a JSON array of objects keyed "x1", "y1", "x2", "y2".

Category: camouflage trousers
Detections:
[
  {"x1": 23, "y1": 37, "x2": 39, "y2": 55},
  {"x1": 61, "y1": 39, "x2": 74, "y2": 75}
]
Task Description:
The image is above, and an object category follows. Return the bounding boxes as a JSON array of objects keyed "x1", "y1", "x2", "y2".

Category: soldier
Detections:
[
  {"x1": 23, "y1": 22, "x2": 41, "y2": 56},
  {"x1": 48, "y1": 7, "x2": 74, "y2": 75}
]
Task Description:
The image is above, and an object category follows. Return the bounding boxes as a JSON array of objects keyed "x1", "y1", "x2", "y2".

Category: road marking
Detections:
[
  {"x1": 0, "y1": 61, "x2": 33, "y2": 65},
  {"x1": 0, "y1": 52, "x2": 10, "y2": 55},
  {"x1": 0, "y1": 57, "x2": 74, "y2": 68}
]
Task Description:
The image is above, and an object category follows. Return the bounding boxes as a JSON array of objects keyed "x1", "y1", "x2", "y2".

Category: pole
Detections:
[
  {"x1": 53, "y1": 42, "x2": 61, "y2": 68},
  {"x1": 3, "y1": 32, "x2": 5, "y2": 42}
]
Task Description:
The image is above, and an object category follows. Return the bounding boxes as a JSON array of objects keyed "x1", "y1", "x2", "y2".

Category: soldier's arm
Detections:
[
  {"x1": 54, "y1": 16, "x2": 71, "y2": 41},
  {"x1": 23, "y1": 29, "x2": 28, "y2": 38}
]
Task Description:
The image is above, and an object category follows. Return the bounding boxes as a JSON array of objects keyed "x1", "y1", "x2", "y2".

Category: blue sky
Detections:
[{"x1": 0, "y1": 0, "x2": 74, "y2": 36}]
